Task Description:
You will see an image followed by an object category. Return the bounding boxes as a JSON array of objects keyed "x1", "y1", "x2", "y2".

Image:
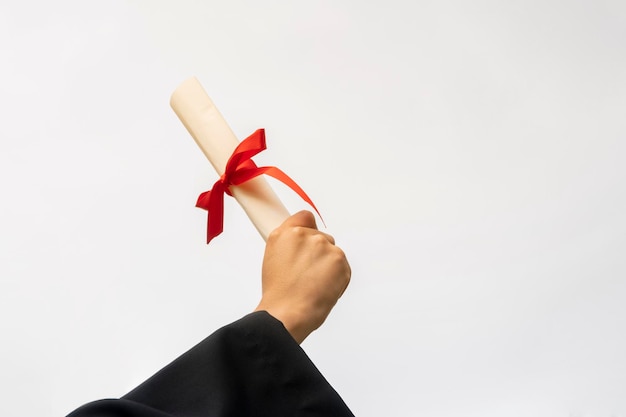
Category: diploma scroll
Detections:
[{"x1": 170, "y1": 77, "x2": 290, "y2": 241}]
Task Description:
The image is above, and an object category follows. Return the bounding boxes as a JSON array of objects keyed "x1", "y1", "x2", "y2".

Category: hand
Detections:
[{"x1": 255, "y1": 211, "x2": 351, "y2": 344}]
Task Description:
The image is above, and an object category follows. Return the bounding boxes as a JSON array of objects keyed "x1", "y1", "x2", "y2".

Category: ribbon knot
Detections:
[
  {"x1": 219, "y1": 173, "x2": 233, "y2": 197},
  {"x1": 195, "y1": 128, "x2": 322, "y2": 244}
]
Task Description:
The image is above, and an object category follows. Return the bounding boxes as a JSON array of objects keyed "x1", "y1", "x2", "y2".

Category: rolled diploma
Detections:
[{"x1": 170, "y1": 77, "x2": 290, "y2": 241}]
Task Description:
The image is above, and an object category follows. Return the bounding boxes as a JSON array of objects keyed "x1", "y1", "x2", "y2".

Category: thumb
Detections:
[{"x1": 280, "y1": 210, "x2": 318, "y2": 230}]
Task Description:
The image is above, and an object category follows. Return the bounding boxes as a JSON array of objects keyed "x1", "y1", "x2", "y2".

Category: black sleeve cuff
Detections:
[{"x1": 69, "y1": 311, "x2": 353, "y2": 417}]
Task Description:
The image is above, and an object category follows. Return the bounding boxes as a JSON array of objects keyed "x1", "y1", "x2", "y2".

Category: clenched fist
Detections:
[{"x1": 255, "y1": 211, "x2": 351, "y2": 344}]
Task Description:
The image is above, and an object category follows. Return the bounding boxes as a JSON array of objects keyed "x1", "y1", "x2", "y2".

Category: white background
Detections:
[{"x1": 1, "y1": 1, "x2": 625, "y2": 416}]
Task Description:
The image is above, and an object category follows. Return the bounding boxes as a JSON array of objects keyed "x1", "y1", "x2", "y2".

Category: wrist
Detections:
[{"x1": 254, "y1": 303, "x2": 310, "y2": 344}]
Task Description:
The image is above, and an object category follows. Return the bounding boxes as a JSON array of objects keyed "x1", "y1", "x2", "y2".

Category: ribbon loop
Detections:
[{"x1": 195, "y1": 129, "x2": 323, "y2": 244}]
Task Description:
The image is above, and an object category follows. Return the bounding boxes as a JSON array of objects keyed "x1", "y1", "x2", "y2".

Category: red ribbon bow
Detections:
[{"x1": 196, "y1": 129, "x2": 322, "y2": 244}]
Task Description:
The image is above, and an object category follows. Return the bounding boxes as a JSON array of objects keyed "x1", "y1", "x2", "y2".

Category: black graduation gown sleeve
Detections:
[{"x1": 67, "y1": 311, "x2": 354, "y2": 417}]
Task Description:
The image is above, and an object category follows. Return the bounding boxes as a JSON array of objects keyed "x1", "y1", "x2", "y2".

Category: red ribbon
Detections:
[{"x1": 196, "y1": 129, "x2": 323, "y2": 244}]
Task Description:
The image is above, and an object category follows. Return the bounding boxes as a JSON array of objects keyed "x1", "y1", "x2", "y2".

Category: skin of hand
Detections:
[{"x1": 255, "y1": 210, "x2": 351, "y2": 344}]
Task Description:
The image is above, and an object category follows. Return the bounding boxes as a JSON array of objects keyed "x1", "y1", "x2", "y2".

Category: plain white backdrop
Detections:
[{"x1": 1, "y1": 1, "x2": 625, "y2": 416}]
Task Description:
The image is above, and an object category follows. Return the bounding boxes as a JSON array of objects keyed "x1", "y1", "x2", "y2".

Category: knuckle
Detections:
[
  {"x1": 311, "y1": 233, "x2": 328, "y2": 245},
  {"x1": 267, "y1": 228, "x2": 282, "y2": 243},
  {"x1": 291, "y1": 226, "x2": 307, "y2": 238},
  {"x1": 332, "y1": 246, "x2": 347, "y2": 262},
  {"x1": 333, "y1": 248, "x2": 351, "y2": 280}
]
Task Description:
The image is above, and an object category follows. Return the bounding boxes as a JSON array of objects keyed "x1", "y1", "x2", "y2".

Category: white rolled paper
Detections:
[{"x1": 170, "y1": 77, "x2": 290, "y2": 241}]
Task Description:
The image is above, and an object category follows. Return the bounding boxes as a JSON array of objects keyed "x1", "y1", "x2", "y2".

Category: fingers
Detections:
[
  {"x1": 338, "y1": 253, "x2": 351, "y2": 297},
  {"x1": 330, "y1": 245, "x2": 351, "y2": 297}
]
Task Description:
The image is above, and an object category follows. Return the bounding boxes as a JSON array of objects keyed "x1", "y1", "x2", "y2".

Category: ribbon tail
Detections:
[
  {"x1": 261, "y1": 166, "x2": 326, "y2": 227},
  {"x1": 206, "y1": 183, "x2": 226, "y2": 244},
  {"x1": 196, "y1": 190, "x2": 212, "y2": 210},
  {"x1": 196, "y1": 182, "x2": 227, "y2": 244}
]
